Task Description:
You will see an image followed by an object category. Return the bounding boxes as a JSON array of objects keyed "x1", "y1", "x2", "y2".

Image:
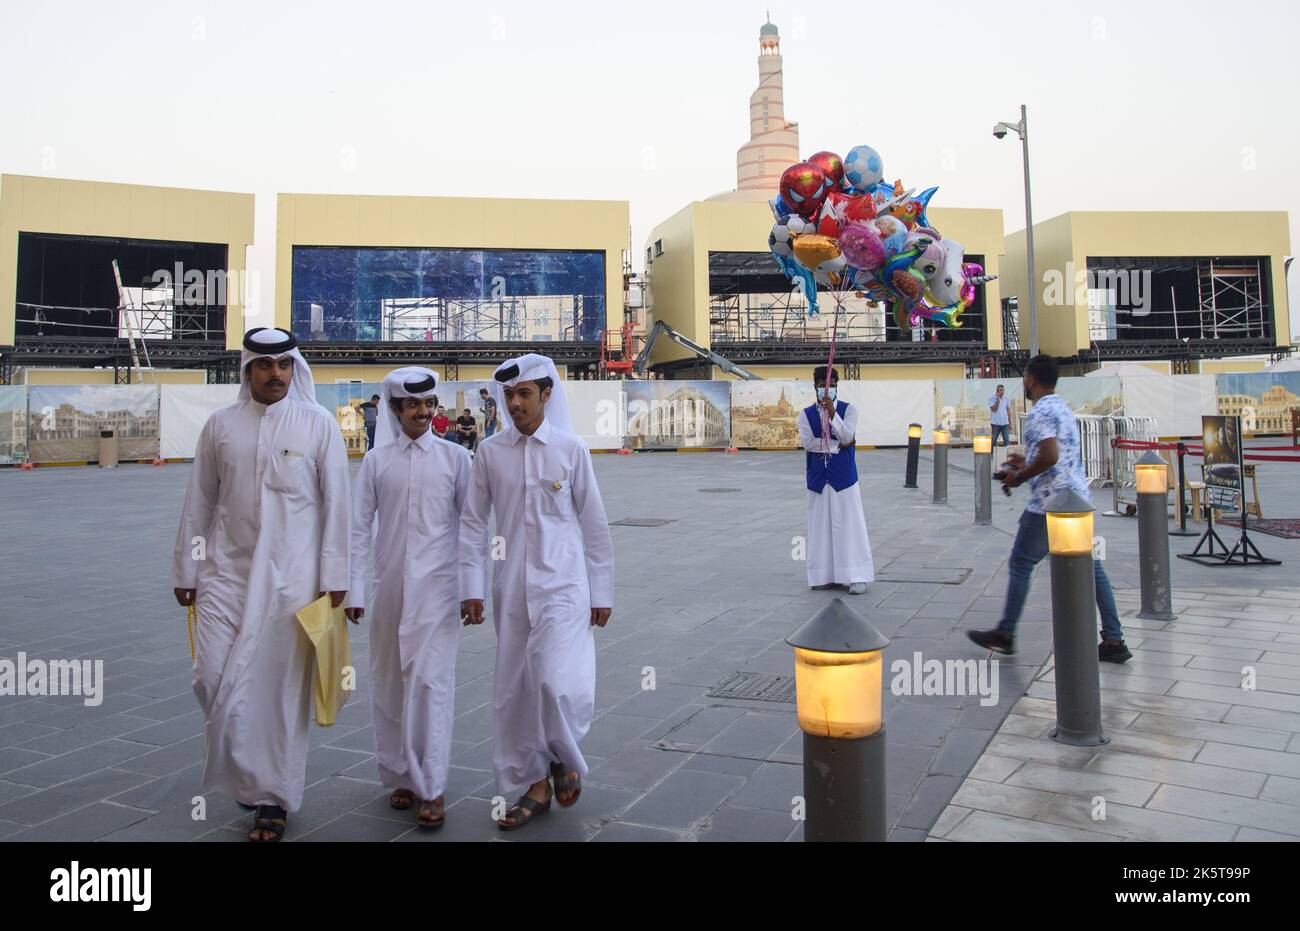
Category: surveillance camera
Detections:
[{"x1": 993, "y1": 125, "x2": 1008, "y2": 139}]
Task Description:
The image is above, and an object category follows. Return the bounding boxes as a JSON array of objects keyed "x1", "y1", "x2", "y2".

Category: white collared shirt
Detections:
[
  {"x1": 347, "y1": 426, "x2": 471, "y2": 611},
  {"x1": 459, "y1": 416, "x2": 614, "y2": 614}
]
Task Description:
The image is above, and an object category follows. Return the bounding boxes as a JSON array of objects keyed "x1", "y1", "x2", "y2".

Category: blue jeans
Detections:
[
  {"x1": 998, "y1": 510, "x2": 1124, "y2": 641},
  {"x1": 991, "y1": 423, "x2": 1010, "y2": 447}
]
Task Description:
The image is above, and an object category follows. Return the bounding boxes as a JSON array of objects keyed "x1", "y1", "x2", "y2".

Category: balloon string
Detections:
[
  {"x1": 186, "y1": 603, "x2": 197, "y2": 661},
  {"x1": 822, "y1": 291, "x2": 843, "y2": 462}
]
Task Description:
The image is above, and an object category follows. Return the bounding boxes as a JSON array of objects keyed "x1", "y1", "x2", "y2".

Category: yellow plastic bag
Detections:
[{"x1": 295, "y1": 595, "x2": 352, "y2": 726}]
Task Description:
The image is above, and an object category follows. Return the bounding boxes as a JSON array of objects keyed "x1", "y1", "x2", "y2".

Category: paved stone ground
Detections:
[
  {"x1": 0, "y1": 445, "x2": 1297, "y2": 842},
  {"x1": 930, "y1": 585, "x2": 1300, "y2": 841}
]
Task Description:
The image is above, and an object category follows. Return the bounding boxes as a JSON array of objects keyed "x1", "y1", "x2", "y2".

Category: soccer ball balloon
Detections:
[
  {"x1": 769, "y1": 215, "x2": 816, "y2": 259},
  {"x1": 843, "y1": 145, "x2": 884, "y2": 194}
]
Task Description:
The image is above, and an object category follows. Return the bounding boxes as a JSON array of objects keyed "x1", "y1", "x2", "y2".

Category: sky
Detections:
[{"x1": 1, "y1": 0, "x2": 1297, "y2": 337}]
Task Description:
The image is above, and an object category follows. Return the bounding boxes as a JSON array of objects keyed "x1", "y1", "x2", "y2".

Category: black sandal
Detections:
[
  {"x1": 497, "y1": 794, "x2": 550, "y2": 832},
  {"x1": 550, "y1": 761, "x2": 582, "y2": 808},
  {"x1": 249, "y1": 805, "x2": 287, "y2": 843},
  {"x1": 389, "y1": 789, "x2": 416, "y2": 810}
]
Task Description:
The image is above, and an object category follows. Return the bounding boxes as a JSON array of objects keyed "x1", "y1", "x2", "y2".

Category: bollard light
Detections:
[
  {"x1": 1044, "y1": 489, "x2": 1107, "y2": 747},
  {"x1": 1134, "y1": 451, "x2": 1177, "y2": 621},
  {"x1": 1134, "y1": 450, "x2": 1167, "y2": 495},
  {"x1": 1046, "y1": 490, "x2": 1095, "y2": 556},
  {"x1": 904, "y1": 423, "x2": 922, "y2": 489},
  {"x1": 787, "y1": 599, "x2": 890, "y2": 841},
  {"x1": 973, "y1": 434, "x2": 993, "y2": 525},
  {"x1": 932, "y1": 430, "x2": 950, "y2": 503},
  {"x1": 792, "y1": 649, "x2": 883, "y2": 739}
]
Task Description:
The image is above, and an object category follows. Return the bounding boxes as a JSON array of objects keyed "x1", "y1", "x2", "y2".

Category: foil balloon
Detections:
[
  {"x1": 843, "y1": 145, "x2": 884, "y2": 194},
  {"x1": 792, "y1": 233, "x2": 841, "y2": 272},
  {"x1": 768, "y1": 215, "x2": 816, "y2": 260},
  {"x1": 807, "y1": 151, "x2": 845, "y2": 190},
  {"x1": 815, "y1": 191, "x2": 853, "y2": 239},
  {"x1": 874, "y1": 215, "x2": 909, "y2": 256},
  {"x1": 839, "y1": 221, "x2": 886, "y2": 271},
  {"x1": 780, "y1": 162, "x2": 829, "y2": 220},
  {"x1": 843, "y1": 194, "x2": 877, "y2": 224},
  {"x1": 813, "y1": 254, "x2": 847, "y2": 288}
]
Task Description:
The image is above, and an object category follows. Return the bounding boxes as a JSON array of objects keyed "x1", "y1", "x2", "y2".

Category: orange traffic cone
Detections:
[{"x1": 19, "y1": 459, "x2": 34, "y2": 471}]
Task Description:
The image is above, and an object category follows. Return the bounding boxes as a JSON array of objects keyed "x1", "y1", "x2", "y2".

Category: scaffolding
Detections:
[
  {"x1": 709, "y1": 291, "x2": 890, "y2": 343},
  {"x1": 1197, "y1": 258, "x2": 1266, "y2": 339}
]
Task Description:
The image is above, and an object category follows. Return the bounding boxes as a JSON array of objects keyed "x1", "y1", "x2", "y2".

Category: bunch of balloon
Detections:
[{"x1": 766, "y1": 146, "x2": 998, "y2": 332}]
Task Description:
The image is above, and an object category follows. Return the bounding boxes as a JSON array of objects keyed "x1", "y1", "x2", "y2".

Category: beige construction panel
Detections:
[{"x1": 0, "y1": 174, "x2": 254, "y2": 350}]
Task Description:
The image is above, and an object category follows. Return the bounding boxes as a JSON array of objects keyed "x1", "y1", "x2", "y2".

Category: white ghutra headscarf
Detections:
[
  {"x1": 491, "y1": 353, "x2": 571, "y2": 434},
  {"x1": 238, "y1": 327, "x2": 318, "y2": 405},
  {"x1": 375, "y1": 366, "x2": 440, "y2": 449}
]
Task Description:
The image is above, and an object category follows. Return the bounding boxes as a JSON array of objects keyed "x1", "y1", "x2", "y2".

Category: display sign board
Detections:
[{"x1": 1201, "y1": 415, "x2": 1243, "y2": 513}]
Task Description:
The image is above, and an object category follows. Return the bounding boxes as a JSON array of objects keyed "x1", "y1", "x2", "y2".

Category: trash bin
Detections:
[{"x1": 98, "y1": 429, "x2": 119, "y2": 469}]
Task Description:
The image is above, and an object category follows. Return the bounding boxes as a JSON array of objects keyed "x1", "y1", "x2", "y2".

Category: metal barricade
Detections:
[{"x1": 1107, "y1": 417, "x2": 1164, "y2": 515}]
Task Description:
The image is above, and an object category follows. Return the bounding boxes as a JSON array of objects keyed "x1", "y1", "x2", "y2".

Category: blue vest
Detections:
[{"x1": 805, "y1": 401, "x2": 858, "y2": 493}]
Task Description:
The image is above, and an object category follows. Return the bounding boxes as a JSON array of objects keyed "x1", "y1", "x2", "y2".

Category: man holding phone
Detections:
[{"x1": 968, "y1": 355, "x2": 1131, "y2": 664}]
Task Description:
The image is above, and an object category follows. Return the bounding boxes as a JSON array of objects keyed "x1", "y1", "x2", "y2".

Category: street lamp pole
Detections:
[{"x1": 996, "y1": 105, "x2": 1038, "y2": 357}]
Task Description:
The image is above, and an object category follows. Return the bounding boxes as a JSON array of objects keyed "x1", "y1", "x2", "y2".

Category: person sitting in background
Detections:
[
  {"x1": 431, "y1": 405, "x2": 452, "y2": 440},
  {"x1": 456, "y1": 408, "x2": 478, "y2": 449}
]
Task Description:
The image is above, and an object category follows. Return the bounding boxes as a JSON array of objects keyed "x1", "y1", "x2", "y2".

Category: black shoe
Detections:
[
  {"x1": 967, "y1": 628, "x2": 1015, "y2": 655},
  {"x1": 1099, "y1": 640, "x2": 1133, "y2": 664}
]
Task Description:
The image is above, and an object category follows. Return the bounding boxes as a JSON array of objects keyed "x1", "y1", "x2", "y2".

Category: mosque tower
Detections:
[{"x1": 711, "y1": 15, "x2": 801, "y2": 202}]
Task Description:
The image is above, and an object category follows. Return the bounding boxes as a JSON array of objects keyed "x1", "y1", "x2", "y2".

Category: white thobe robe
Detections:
[
  {"x1": 347, "y1": 428, "x2": 471, "y2": 801},
  {"x1": 458, "y1": 417, "x2": 614, "y2": 795},
  {"x1": 172, "y1": 397, "x2": 351, "y2": 811},
  {"x1": 797, "y1": 402, "x2": 875, "y2": 588}
]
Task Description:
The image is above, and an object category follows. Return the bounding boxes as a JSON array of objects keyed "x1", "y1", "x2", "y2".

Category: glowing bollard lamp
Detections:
[
  {"x1": 904, "y1": 423, "x2": 922, "y2": 488},
  {"x1": 787, "y1": 598, "x2": 890, "y2": 842},
  {"x1": 1045, "y1": 490, "x2": 1107, "y2": 747},
  {"x1": 973, "y1": 434, "x2": 993, "y2": 525},
  {"x1": 932, "y1": 429, "x2": 950, "y2": 503},
  {"x1": 1134, "y1": 451, "x2": 1177, "y2": 621}
]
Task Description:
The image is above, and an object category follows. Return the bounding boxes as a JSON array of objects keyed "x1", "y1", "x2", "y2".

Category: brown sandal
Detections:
[
  {"x1": 550, "y1": 761, "x2": 582, "y2": 808},
  {"x1": 417, "y1": 797, "x2": 445, "y2": 829},
  {"x1": 389, "y1": 789, "x2": 416, "y2": 810},
  {"x1": 497, "y1": 793, "x2": 551, "y2": 832}
]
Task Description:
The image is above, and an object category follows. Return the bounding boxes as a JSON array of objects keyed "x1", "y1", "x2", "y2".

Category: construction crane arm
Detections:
[{"x1": 632, "y1": 320, "x2": 762, "y2": 380}]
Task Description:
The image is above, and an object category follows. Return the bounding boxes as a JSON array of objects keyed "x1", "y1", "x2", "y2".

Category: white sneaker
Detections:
[{"x1": 848, "y1": 582, "x2": 868, "y2": 595}]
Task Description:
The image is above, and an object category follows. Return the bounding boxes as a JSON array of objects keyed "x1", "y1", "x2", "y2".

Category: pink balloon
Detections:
[{"x1": 839, "y1": 221, "x2": 886, "y2": 271}]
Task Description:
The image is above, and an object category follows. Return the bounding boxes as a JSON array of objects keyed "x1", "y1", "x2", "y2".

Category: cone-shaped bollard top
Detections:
[
  {"x1": 1133, "y1": 450, "x2": 1165, "y2": 468},
  {"x1": 786, "y1": 598, "x2": 890, "y2": 654},
  {"x1": 1044, "y1": 488, "x2": 1095, "y2": 515}
]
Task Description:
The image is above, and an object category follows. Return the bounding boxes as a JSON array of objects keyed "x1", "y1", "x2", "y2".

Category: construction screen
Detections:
[{"x1": 290, "y1": 246, "x2": 607, "y2": 343}]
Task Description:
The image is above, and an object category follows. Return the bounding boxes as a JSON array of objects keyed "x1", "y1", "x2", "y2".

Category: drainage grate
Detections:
[
  {"x1": 698, "y1": 487, "x2": 742, "y2": 494},
  {"x1": 609, "y1": 517, "x2": 675, "y2": 527},
  {"x1": 706, "y1": 672, "x2": 797, "y2": 703}
]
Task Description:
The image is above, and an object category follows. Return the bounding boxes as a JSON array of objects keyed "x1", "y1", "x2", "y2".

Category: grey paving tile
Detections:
[
  {"x1": 1147, "y1": 784, "x2": 1300, "y2": 836},
  {"x1": 619, "y1": 768, "x2": 745, "y2": 830},
  {"x1": 1195, "y1": 742, "x2": 1300, "y2": 779},
  {"x1": 696, "y1": 804, "x2": 797, "y2": 842},
  {"x1": 946, "y1": 809, "x2": 1117, "y2": 842},
  {"x1": 590, "y1": 822, "x2": 686, "y2": 842},
  {"x1": 896, "y1": 774, "x2": 964, "y2": 830},
  {"x1": 5, "y1": 801, "x2": 149, "y2": 841},
  {"x1": 2, "y1": 738, "x2": 156, "y2": 788},
  {"x1": 0, "y1": 767, "x2": 153, "y2": 825},
  {"x1": 585, "y1": 746, "x2": 686, "y2": 791}
]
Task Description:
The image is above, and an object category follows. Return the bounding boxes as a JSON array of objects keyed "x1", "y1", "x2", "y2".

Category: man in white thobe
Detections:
[
  {"x1": 459, "y1": 353, "x2": 614, "y2": 831},
  {"x1": 172, "y1": 327, "x2": 351, "y2": 842},
  {"x1": 797, "y1": 365, "x2": 875, "y2": 594},
  {"x1": 345, "y1": 367, "x2": 471, "y2": 829}
]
